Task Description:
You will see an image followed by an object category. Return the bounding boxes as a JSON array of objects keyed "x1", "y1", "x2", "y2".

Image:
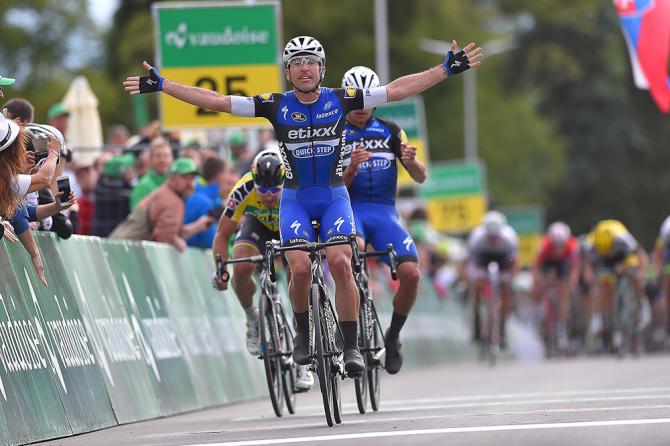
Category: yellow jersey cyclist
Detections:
[
  {"x1": 584, "y1": 219, "x2": 648, "y2": 349},
  {"x1": 125, "y1": 34, "x2": 482, "y2": 375},
  {"x1": 210, "y1": 150, "x2": 313, "y2": 391}
]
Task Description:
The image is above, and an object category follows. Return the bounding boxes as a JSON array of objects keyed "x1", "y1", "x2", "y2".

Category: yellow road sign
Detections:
[
  {"x1": 426, "y1": 194, "x2": 487, "y2": 234},
  {"x1": 160, "y1": 65, "x2": 281, "y2": 129}
]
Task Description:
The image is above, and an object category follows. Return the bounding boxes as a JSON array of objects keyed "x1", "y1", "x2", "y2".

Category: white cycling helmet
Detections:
[
  {"x1": 341, "y1": 66, "x2": 381, "y2": 89},
  {"x1": 482, "y1": 210, "x2": 507, "y2": 235},
  {"x1": 547, "y1": 221, "x2": 571, "y2": 246},
  {"x1": 25, "y1": 123, "x2": 66, "y2": 151},
  {"x1": 282, "y1": 36, "x2": 325, "y2": 66}
]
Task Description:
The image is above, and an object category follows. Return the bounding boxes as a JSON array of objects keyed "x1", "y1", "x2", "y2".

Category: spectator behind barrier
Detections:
[
  {"x1": 228, "y1": 131, "x2": 253, "y2": 174},
  {"x1": 75, "y1": 164, "x2": 97, "y2": 235},
  {"x1": 47, "y1": 102, "x2": 81, "y2": 197},
  {"x1": 91, "y1": 153, "x2": 136, "y2": 237},
  {"x1": 130, "y1": 137, "x2": 173, "y2": 210},
  {"x1": 184, "y1": 155, "x2": 227, "y2": 248},
  {"x1": 110, "y1": 157, "x2": 213, "y2": 251}
]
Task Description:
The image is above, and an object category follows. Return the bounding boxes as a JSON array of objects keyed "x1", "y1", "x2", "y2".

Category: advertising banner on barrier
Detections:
[
  {"x1": 0, "y1": 241, "x2": 74, "y2": 444},
  {"x1": 102, "y1": 240, "x2": 199, "y2": 415},
  {"x1": 56, "y1": 236, "x2": 162, "y2": 423},
  {"x1": 153, "y1": 1, "x2": 282, "y2": 129}
]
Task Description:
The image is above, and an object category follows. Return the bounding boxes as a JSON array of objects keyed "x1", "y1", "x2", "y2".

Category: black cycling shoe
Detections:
[
  {"x1": 344, "y1": 348, "x2": 365, "y2": 377},
  {"x1": 384, "y1": 329, "x2": 403, "y2": 374},
  {"x1": 293, "y1": 332, "x2": 311, "y2": 365}
]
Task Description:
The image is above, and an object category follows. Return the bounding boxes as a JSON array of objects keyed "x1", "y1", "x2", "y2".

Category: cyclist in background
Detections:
[
  {"x1": 651, "y1": 214, "x2": 670, "y2": 344},
  {"x1": 466, "y1": 211, "x2": 519, "y2": 348},
  {"x1": 584, "y1": 219, "x2": 647, "y2": 350},
  {"x1": 341, "y1": 66, "x2": 426, "y2": 374},
  {"x1": 125, "y1": 34, "x2": 482, "y2": 375},
  {"x1": 532, "y1": 221, "x2": 579, "y2": 351}
]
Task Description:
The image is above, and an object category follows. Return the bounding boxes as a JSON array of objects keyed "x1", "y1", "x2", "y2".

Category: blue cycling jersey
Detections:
[
  {"x1": 230, "y1": 87, "x2": 387, "y2": 189},
  {"x1": 343, "y1": 117, "x2": 405, "y2": 205}
]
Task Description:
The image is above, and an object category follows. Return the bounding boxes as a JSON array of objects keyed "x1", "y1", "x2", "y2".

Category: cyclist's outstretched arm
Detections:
[
  {"x1": 385, "y1": 40, "x2": 482, "y2": 103},
  {"x1": 124, "y1": 61, "x2": 232, "y2": 113}
]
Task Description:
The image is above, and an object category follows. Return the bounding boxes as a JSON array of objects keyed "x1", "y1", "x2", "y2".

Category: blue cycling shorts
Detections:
[
  {"x1": 352, "y1": 202, "x2": 419, "y2": 266},
  {"x1": 279, "y1": 186, "x2": 356, "y2": 246}
]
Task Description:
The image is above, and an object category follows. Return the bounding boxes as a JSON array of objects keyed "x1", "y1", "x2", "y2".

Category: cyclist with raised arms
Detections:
[
  {"x1": 340, "y1": 66, "x2": 425, "y2": 374},
  {"x1": 124, "y1": 35, "x2": 482, "y2": 375}
]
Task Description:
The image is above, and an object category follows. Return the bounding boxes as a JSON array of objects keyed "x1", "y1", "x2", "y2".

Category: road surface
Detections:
[{"x1": 39, "y1": 355, "x2": 670, "y2": 446}]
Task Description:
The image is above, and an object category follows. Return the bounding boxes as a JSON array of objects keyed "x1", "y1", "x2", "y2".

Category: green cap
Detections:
[
  {"x1": 103, "y1": 154, "x2": 135, "y2": 178},
  {"x1": 0, "y1": 76, "x2": 15, "y2": 86},
  {"x1": 170, "y1": 157, "x2": 199, "y2": 176},
  {"x1": 227, "y1": 131, "x2": 247, "y2": 147},
  {"x1": 47, "y1": 102, "x2": 69, "y2": 120}
]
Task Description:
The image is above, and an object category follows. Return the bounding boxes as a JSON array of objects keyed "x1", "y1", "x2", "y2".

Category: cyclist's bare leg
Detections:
[
  {"x1": 231, "y1": 244, "x2": 259, "y2": 309},
  {"x1": 392, "y1": 262, "x2": 420, "y2": 316},
  {"x1": 325, "y1": 244, "x2": 358, "y2": 321},
  {"x1": 285, "y1": 250, "x2": 312, "y2": 313}
]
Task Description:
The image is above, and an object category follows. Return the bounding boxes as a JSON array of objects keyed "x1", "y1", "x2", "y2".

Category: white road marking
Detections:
[
  {"x1": 184, "y1": 417, "x2": 670, "y2": 446},
  {"x1": 171, "y1": 404, "x2": 670, "y2": 436},
  {"x1": 233, "y1": 393, "x2": 670, "y2": 422},
  {"x1": 298, "y1": 386, "x2": 670, "y2": 411}
]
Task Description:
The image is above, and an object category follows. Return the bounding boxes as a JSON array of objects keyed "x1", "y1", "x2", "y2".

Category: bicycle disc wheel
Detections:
[
  {"x1": 279, "y1": 307, "x2": 297, "y2": 414},
  {"x1": 312, "y1": 284, "x2": 334, "y2": 427},
  {"x1": 259, "y1": 293, "x2": 284, "y2": 417},
  {"x1": 355, "y1": 299, "x2": 369, "y2": 414}
]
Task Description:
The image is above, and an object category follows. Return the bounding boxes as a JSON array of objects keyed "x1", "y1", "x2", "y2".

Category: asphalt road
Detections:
[{"x1": 40, "y1": 355, "x2": 670, "y2": 446}]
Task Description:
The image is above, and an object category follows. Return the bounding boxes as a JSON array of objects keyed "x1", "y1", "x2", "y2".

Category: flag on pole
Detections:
[{"x1": 614, "y1": 0, "x2": 670, "y2": 112}]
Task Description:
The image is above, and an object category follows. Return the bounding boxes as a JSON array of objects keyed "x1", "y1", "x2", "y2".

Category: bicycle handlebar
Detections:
[
  {"x1": 215, "y1": 254, "x2": 230, "y2": 283},
  {"x1": 266, "y1": 235, "x2": 358, "y2": 283}
]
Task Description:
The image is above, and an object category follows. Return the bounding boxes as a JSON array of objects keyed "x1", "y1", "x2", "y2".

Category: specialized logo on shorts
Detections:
[
  {"x1": 291, "y1": 111, "x2": 307, "y2": 122},
  {"x1": 403, "y1": 235, "x2": 413, "y2": 251},
  {"x1": 334, "y1": 217, "x2": 344, "y2": 232},
  {"x1": 282, "y1": 106, "x2": 289, "y2": 120},
  {"x1": 290, "y1": 220, "x2": 301, "y2": 236},
  {"x1": 259, "y1": 93, "x2": 274, "y2": 103},
  {"x1": 344, "y1": 87, "x2": 357, "y2": 98},
  {"x1": 292, "y1": 144, "x2": 335, "y2": 158}
]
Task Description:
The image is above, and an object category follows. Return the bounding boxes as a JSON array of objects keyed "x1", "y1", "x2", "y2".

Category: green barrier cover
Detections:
[
  {"x1": 0, "y1": 231, "x2": 473, "y2": 446},
  {"x1": 102, "y1": 240, "x2": 199, "y2": 416},
  {"x1": 27, "y1": 235, "x2": 117, "y2": 434},
  {"x1": 0, "y1": 240, "x2": 74, "y2": 444},
  {"x1": 56, "y1": 236, "x2": 162, "y2": 424}
]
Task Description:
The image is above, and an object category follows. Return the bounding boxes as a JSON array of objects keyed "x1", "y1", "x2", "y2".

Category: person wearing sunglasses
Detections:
[
  {"x1": 125, "y1": 34, "x2": 482, "y2": 376},
  {"x1": 211, "y1": 150, "x2": 314, "y2": 391}
]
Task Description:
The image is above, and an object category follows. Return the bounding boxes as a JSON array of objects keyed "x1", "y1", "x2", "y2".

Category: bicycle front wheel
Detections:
[
  {"x1": 278, "y1": 306, "x2": 297, "y2": 414},
  {"x1": 312, "y1": 284, "x2": 335, "y2": 427},
  {"x1": 355, "y1": 297, "x2": 369, "y2": 414},
  {"x1": 259, "y1": 292, "x2": 284, "y2": 417}
]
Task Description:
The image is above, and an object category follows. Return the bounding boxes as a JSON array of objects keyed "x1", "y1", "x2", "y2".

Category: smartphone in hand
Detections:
[{"x1": 57, "y1": 175, "x2": 71, "y2": 206}]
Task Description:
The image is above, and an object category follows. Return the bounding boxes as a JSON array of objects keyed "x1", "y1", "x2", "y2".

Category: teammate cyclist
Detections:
[
  {"x1": 467, "y1": 211, "x2": 519, "y2": 348},
  {"x1": 340, "y1": 66, "x2": 425, "y2": 374},
  {"x1": 124, "y1": 35, "x2": 482, "y2": 375},
  {"x1": 531, "y1": 221, "x2": 579, "y2": 351}
]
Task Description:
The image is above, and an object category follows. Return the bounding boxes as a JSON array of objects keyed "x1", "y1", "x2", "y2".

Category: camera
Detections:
[{"x1": 57, "y1": 175, "x2": 71, "y2": 205}]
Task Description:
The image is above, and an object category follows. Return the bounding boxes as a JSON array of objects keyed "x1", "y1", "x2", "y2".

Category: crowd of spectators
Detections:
[{"x1": 0, "y1": 75, "x2": 279, "y2": 286}]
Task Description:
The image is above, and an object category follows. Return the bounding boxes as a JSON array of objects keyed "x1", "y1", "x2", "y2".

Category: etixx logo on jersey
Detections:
[{"x1": 291, "y1": 111, "x2": 307, "y2": 122}]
